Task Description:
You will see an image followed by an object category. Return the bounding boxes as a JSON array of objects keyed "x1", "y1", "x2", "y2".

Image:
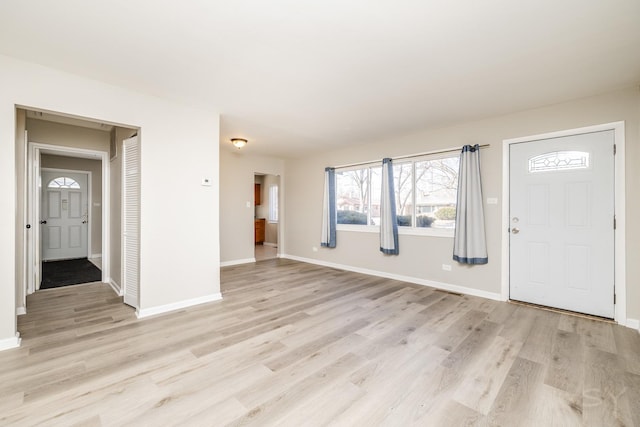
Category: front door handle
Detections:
[
  {"x1": 511, "y1": 227, "x2": 520, "y2": 234},
  {"x1": 40, "y1": 220, "x2": 47, "y2": 225}
]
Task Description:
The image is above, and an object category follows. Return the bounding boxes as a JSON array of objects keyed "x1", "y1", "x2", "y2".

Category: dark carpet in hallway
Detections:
[{"x1": 40, "y1": 258, "x2": 102, "y2": 289}]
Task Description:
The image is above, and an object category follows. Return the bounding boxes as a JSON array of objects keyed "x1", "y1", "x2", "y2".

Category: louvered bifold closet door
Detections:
[{"x1": 123, "y1": 135, "x2": 140, "y2": 309}]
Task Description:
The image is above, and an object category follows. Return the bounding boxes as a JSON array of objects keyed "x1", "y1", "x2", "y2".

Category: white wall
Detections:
[
  {"x1": 220, "y1": 150, "x2": 284, "y2": 263},
  {"x1": 14, "y1": 109, "x2": 26, "y2": 315},
  {"x1": 284, "y1": 88, "x2": 640, "y2": 323},
  {"x1": 1, "y1": 54, "x2": 220, "y2": 347}
]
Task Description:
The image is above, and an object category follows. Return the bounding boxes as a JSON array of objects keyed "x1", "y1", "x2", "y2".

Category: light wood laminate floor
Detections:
[{"x1": 4, "y1": 258, "x2": 640, "y2": 426}]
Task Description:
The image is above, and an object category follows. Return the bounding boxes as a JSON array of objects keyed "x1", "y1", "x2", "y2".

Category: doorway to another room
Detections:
[
  {"x1": 40, "y1": 167, "x2": 101, "y2": 289},
  {"x1": 254, "y1": 173, "x2": 279, "y2": 261},
  {"x1": 16, "y1": 108, "x2": 141, "y2": 318}
]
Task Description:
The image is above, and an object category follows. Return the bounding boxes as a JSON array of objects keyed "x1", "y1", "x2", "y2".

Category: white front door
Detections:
[
  {"x1": 41, "y1": 170, "x2": 89, "y2": 261},
  {"x1": 509, "y1": 130, "x2": 615, "y2": 318}
]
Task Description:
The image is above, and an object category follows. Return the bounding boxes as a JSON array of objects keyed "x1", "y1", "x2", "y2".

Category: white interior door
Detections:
[
  {"x1": 122, "y1": 135, "x2": 140, "y2": 309},
  {"x1": 40, "y1": 170, "x2": 89, "y2": 261},
  {"x1": 509, "y1": 130, "x2": 615, "y2": 318}
]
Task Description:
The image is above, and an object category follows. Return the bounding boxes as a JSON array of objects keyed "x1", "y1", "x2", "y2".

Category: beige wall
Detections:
[
  {"x1": 284, "y1": 87, "x2": 640, "y2": 323},
  {"x1": 40, "y1": 154, "x2": 102, "y2": 256},
  {"x1": 27, "y1": 118, "x2": 110, "y2": 151},
  {"x1": 220, "y1": 150, "x2": 284, "y2": 263}
]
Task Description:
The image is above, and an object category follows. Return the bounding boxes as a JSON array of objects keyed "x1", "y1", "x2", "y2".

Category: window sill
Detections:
[{"x1": 336, "y1": 224, "x2": 454, "y2": 238}]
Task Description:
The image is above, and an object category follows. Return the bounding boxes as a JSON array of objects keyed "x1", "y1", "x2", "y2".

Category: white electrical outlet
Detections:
[
  {"x1": 487, "y1": 197, "x2": 498, "y2": 205},
  {"x1": 312, "y1": 246, "x2": 318, "y2": 252},
  {"x1": 442, "y1": 264, "x2": 452, "y2": 271}
]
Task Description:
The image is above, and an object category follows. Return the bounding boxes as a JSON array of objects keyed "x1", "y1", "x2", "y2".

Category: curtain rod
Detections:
[{"x1": 332, "y1": 143, "x2": 490, "y2": 170}]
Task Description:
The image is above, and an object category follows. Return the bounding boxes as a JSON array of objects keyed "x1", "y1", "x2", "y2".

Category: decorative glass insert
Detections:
[
  {"x1": 48, "y1": 177, "x2": 81, "y2": 189},
  {"x1": 528, "y1": 151, "x2": 590, "y2": 173}
]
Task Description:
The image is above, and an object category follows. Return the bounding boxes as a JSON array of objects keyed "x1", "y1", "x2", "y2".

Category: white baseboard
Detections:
[
  {"x1": 264, "y1": 242, "x2": 278, "y2": 247},
  {"x1": 280, "y1": 254, "x2": 502, "y2": 301},
  {"x1": 220, "y1": 258, "x2": 256, "y2": 267},
  {"x1": 89, "y1": 253, "x2": 102, "y2": 259},
  {"x1": 16, "y1": 307, "x2": 26, "y2": 316},
  {"x1": 0, "y1": 333, "x2": 21, "y2": 352},
  {"x1": 626, "y1": 318, "x2": 640, "y2": 331},
  {"x1": 109, "y1": 279, "x2": 122, "y2": 296},
  {"x1": 136, "y1": 293, "x2": 223, "y2": 319}
]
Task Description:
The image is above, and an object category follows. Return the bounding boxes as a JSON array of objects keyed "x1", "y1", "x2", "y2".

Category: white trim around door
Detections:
[
  {"x1": 26, "y1": 142, "x2": 111, "y2": 296},
  {"x1": 501, "y1": 122, "x2": 627, "y2": 326}
]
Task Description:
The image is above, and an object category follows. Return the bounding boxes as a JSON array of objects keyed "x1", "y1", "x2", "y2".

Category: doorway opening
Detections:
[
  {"x1": 16, "y1": 107, "x2": 140, "y2": 318},
  {"x1": 40, "y1": 167, "x2": 100, "y2": 289},
  {"x1": 254, "y1": 173, "x2": 280, "y2": 261}
]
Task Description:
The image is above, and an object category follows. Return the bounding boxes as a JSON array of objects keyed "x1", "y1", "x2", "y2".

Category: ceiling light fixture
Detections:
[{"x1": 231, "y1": 138, "x2": 248, "y2": 149}]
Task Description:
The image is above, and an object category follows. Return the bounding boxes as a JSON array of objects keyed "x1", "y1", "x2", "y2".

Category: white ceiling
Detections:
[{"x1": 1, "y1": 1, "x2": 639, "y2": 158}]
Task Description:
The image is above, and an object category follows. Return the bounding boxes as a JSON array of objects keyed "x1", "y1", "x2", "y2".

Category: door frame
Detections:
[
  {"x1": 40, "y1": 167, "x2": 92, "y2": 264},
  {"x1": 501, "y1": 121, "x2": 626, "y2": 325},
  {"x1": 26, "y1": 142, "x2": 110, "y2": 296}
]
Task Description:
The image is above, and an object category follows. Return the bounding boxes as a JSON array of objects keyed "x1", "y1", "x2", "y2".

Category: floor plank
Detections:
[{"x1": 0, "y1": 258, "x2": 637, "y2": 426}]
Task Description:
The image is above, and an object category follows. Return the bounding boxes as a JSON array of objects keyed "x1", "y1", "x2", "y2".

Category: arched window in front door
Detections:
[{"x1": 47, "y1": 177, "x2": 81, "y2": 189}]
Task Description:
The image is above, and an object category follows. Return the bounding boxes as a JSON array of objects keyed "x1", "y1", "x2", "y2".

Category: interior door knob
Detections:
[
  {"x1": 40, "y1": 220, "x2": 47, "y2": 224},
  {"x1": 511, "y1": 227, "x2": 520, "y2": 234}
]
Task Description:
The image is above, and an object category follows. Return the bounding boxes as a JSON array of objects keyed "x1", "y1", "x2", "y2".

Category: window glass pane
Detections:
[
  {"x1": 393, "y1": 162, "x2": 413, "y2": 227},
  {"x1": 529, "y1": 151, "x2": 589, "y2": 173},
  {"x1": 415, "y1": 156, "x2": 459, "y2": 229},
  {"x1": 369, "y1": 166, "x2": 381, "y2": 225},
  {"x1": 269, "y1": 185, "x2": 278, "y2": 222},
  {"x1": 336, "y1": 168, "x2": 369, "y2": 225},
  {"x1": 48, "y1": 177, "x2": 80, "y2": 189}
]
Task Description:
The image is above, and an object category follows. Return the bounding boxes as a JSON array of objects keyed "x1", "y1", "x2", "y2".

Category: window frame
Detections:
[{"x1": 335, "y1": 152, "x2": 459, "y2": 238}]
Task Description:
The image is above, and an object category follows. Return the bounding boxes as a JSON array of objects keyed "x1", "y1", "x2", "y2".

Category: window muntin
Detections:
[
  {"x1": 48, "y1": 177, "x2": 80, "y2": 189},
  {"x1": 335, "y1": 154, "x2": 459, "y2": 234},
  {"x1": 529, "y1": 151, "x2": 590, "y2": 173}
]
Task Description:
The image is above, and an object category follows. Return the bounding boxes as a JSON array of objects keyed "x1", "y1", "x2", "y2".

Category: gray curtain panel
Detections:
[
  {"x1": 380, "y1": 158, "x2": 399, "y2": 255},
  {"x1": 321, "y1": 167, "x2": 336, "y2": 248},
  {"x1": 453, "y1": 145, "x2": 488, "y2": 264}
]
